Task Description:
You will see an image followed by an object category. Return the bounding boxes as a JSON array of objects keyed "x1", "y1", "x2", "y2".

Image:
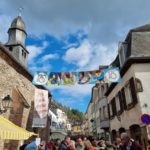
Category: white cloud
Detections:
[
  {"x1": 63, "y1": 39, "x2": 117, "y2": 71},
  {"x1": 49, "y1": 84, "x2": 93, "y2": 97},
  {"x1": 63, "y1": 40, "x2": 92, "y2": 68},
  {"x1": 0, "y1": 0, "x2": 150, "y2": 44},
  {"x1": 27, "y1": 41, "x2": 48, "y2": 63},
  {"x1": 29, "y1": 64, "x2": 51, "y2": 73},
  {"x1": 27, "y1": 41, "x2": 52, "y2": 72},
  {"x1": 49, "y1": 84, "x2": 93, "y2": 110},
  {"x1": 40, "y1": 54, "x2": 59, "y2": 62}
]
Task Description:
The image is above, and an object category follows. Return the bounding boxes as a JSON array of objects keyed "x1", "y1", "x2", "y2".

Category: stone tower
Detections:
[{"x1": 5, "y1": 15, "x2": 29, "y2": 66}]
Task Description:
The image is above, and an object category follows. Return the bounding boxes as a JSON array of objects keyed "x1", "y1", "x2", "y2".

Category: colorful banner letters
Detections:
[
  {"x1": 32, "y1": 88, "x2": 48, "y2": 128},
  {"x1": 32, "y1": 67, "x2": 121, "y2": 86}
]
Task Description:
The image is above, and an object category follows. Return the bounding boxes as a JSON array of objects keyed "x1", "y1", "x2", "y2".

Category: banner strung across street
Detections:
[
  {"x1": 32, "y1": 67, "x2": 121, "y2": 86},
  {"x1": 32, "y1": 88, "x2": 48, "y2": 128}
]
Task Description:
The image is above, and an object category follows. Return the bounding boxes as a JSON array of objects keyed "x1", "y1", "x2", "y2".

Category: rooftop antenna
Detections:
[{"x1": 18, "y1": 7, "x2": 24, "y2": 16}]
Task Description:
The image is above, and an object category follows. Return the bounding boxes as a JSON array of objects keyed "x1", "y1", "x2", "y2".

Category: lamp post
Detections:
[{"x1": 0, "y1": 95, "x2": 12, "y2": 114}]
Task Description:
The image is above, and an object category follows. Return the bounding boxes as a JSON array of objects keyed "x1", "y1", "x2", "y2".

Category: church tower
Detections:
[{"x1": 5, "y1": 15, "x2": 29, "y2": 66}]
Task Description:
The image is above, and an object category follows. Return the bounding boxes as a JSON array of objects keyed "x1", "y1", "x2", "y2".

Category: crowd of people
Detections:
[{"x1": 20, "y1": 132, "x2": 148, "y2": 150}]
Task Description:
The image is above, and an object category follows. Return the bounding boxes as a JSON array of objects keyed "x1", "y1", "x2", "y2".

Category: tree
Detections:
[{"x1": 52, "y1": 100, "x2": 83, "y2": 123}]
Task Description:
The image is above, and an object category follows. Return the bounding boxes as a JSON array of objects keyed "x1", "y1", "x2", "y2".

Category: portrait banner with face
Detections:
[
  {"x1": 32, "y1": 88, "x2": 49, "y2": 128},
  {"x1": 77, "y1": 71, "x2": 92, "y2": 84},
  {"x1": 32, "y1": 72, "x2": 49, "y2": 85}
]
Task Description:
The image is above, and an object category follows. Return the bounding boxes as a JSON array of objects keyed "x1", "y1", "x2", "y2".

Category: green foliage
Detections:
[{"x1": 53, "y1": 99, "x2": 83, "y2": 122}]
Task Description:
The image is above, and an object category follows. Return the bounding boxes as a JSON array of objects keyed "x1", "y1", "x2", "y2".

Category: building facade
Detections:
[
  {"x1": 105, "y1": 24, "x2": 150, "y2": 148},
  {"x1": 85, "y1": 24, "x2": 150, "y2": 148},
  {"x1": 0, "y1": 16, "x2": 52, "y2": 150}
]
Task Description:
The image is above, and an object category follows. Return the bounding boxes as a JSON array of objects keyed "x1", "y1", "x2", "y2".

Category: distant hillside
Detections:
[{"x1": 52, "y1": 99, "x2": 83, "y2": 123}]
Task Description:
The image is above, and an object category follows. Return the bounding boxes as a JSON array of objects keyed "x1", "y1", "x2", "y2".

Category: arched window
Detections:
[
  {"x1": 112, "y1": 130, "x2": 117, "y2": 142},
  {"x1": 135, "y1": 78, "x2": 143, "y2": 92},
  {"x1": 130, "y1": 124, "x2": 142, "y2": 145}
]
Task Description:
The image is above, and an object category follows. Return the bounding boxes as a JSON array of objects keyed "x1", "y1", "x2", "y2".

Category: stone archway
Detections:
[
  {"x1": 129, "y1": 124, "x2": 142, "y2": 145},
  {"x1": 119, "y1": 127, "x2": 125, "y2": 135},
  {"x1": 111, "y1": 129, "x2": 117, "y2": 142}
]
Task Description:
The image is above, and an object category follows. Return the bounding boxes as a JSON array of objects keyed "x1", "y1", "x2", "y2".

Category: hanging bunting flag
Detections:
[
  {"x1": 89, "y1": 70, "x2": 104, "y2": 84},
  {"x1": 61, "y1": 72, "x2": 75, "y2": 85},
  {"x1": 103, "y1": 67, "x2": 121, "y2": 83},
  {"x1": 77, "y1": 71, "x2": 91, "y2": 84},
  {"x1": 32, "y1": 72, "x2": 48, "y2": 85},
  {"x1": 47, "y1": 72, "x2": 61, "y2": 86},
  {"x1": 32, "y1": 88, "x2": 48, "y2": 128},
  {"x1": 32, "y1": 67, "x2": 121, "y2": 86}
]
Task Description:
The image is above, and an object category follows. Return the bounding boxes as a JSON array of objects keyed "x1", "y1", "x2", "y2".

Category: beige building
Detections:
[
  {"x1": 84, "y1": 82, "x2": 109, "y2": 138},
  {"x1": 0, "y1": 16, "x2": 51, "y2": 150},
  {"x1": 71, "y1": 123, "x2": 82, "y2": 135},
  {"x1": 106, "y1": 24, "x2": 150, "y2": 147},
  {"x1": 84, "y1": 111, "x2": 90, "y2": 135},
  {"x1": 84, "y1": 101, "x2": 93, "y2": 135},
  {"x1": 85, "y1": 24, "x2": 150, "y2": 148}
]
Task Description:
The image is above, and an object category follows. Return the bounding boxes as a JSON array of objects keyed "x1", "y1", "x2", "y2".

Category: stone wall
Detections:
[{"x1": 0, "y1": 47, "x2": 35, "y2": 150}]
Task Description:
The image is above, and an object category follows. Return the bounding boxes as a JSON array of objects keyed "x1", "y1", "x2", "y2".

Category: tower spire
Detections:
[{"x1": 18, "y1": 7, "x2": 24, "y2": 16}]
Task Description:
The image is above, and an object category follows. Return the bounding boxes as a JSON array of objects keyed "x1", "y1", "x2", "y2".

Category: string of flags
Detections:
[{"x1": 32, "y1": 67, "x2": 121, "y2": 86}]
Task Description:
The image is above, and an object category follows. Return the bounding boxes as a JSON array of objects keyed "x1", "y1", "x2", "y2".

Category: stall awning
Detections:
[{"x1": 0, "y1": 116, "x2": 37, "y2": 140}]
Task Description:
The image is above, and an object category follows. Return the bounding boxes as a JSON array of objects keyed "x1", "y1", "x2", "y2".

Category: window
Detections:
[
  {"x1": 118, "y1": 91, "x2": 124, "y2": 113},
  {"x1": 109, "y1": 102, "x2": 113, "y2": 119},
  {"x1": 99, "y1": 108, "x2": 102, "y2": 121},
  {"x1": 101, "y1": 85, "x2": 104, "y2": 97},
  {"x1": 107, "y1": 104, "x2": 110, "y2": 119},
  {"x1": 22, "y1": 49, "x2": 24, "y2": 56},
  {"x1": 121, "y1": 88, "x2": 127, "y2": 110},
  {"x1": 124, "y1": 77, "x2": 138, "y2": 109},
  {"x1": 118, "y1": 42, "x2": 128, "y2": 67},
  {"x1": 103, "y1": 106, "x2": 105, "y2": 119},
  {"x1": 22, "y1": 49, "x2": 27, "y2": 59},
  {"x1": 116, "y1": 94, "x2": 121, "y2": 112},
  {"x1": 124, "y1": 83, "x2": 132, "y2": 105},
  {"x1": 129, "y1": 77, "x2": 138, "y2": 104},
  {"x1": 135, "y1": 78, "x2": 143, "y2": 92},
  {"x1": 111, "y1": 98, "x2": 117, "y2": 117},
  {"x1": 9, "y1": 47, "x2": 13, "y2": 51},
  {"x1": 24, "y1": 52, "x2": 26, "y2": 58},
  {"x1": 103, "y1": 105, "x2": 108, "y2": 119},
  {"x1": 96, "y1": 101, "x2": 99, "y2": 111}
]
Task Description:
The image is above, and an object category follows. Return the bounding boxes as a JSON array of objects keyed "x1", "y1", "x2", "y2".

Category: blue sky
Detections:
[{"x1": 1, "y1": 0, "x2": 150, "y2": 112}]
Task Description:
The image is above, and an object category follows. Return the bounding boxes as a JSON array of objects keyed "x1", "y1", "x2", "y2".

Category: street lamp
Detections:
[{"x1": 0, "y1": 95, "x2": 12, "y2": 114}]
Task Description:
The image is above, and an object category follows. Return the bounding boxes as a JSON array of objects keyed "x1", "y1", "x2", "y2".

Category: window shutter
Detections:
[
  {"x1": 112, "y1": 98, "x2": 117, "y2": 117},
  {"x1": 121, "y1": 88, "x2": 127, "y2": 110},
  {"x1": 107, "y1": 104, "x2": 110, "y2": 119},
  {"x1": 130, "y1": 77, "x2": 138, "y2": 104},
  {"x1": 118, "y1": 91, "x2": 124, "y2": 113}
]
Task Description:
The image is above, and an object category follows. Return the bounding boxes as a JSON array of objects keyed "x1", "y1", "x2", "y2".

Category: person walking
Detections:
[
  {"x1": 59, "y1": 136, "x2": 71, "y2": 150},
  {"x1": 76, "y1": 137, "x2": 85, "y2": 150},
  {"x1": 120, "y1": 133, "x2": 142, "y2": 150}
]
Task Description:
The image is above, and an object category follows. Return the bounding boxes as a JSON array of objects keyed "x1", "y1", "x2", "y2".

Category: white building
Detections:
[{"x1": 105, "y1": 24, "x2": 150, "y2": 148}]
